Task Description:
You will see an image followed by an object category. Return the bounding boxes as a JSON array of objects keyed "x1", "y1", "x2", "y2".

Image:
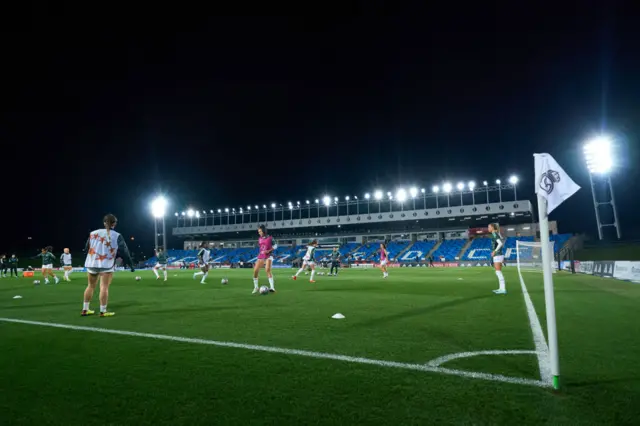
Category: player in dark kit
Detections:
[
  {"x1": 329, "y1": 247, "x2": 341, "y2": 276},
  {"x1": 0, "y1": 255, "x2": 7, "y2": 277},
  {"x1": 8, "y1": 255, "x2": 19, "y2": 277}
]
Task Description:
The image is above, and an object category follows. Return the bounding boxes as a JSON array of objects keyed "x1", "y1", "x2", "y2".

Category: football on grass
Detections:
[
  {"x1": 135, "y1": 276, "x2": 141, "y2": 281},
  {"x1": 221, "y1": 278, "x2": 229, "y2": 285}
]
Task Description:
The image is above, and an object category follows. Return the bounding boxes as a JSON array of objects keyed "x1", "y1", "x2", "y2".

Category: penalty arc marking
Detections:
[{"x1": 0, "y1": 317, "x2": 550, "y2": 388}]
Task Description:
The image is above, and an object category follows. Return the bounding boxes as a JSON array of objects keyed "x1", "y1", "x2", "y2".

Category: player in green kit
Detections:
[
  {"x1": 33, "y1": 246, "x2": 59, "y2": 285},
  {"x1": 153, "y1": 248, "x2": 169, "y2": 281},
  {"x1": 488, "y1": 223, "x2": 506, "y2": 294}
]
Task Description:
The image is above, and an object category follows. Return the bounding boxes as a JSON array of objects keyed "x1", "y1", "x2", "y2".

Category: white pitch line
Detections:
[
  {"x1": 0, "y1": 317, "x2": 550, "y2": 388},
  {"x1": 426, "y1": 350, "x2": 539, "y2": 367},
  {"x1": 517, "y1": 271, "x2": 553, "y2": 385}
]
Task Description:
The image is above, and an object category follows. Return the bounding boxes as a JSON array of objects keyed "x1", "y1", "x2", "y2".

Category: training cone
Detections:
[
  {"x1": 13, "y1": 295, "x2": 22, "y2": 299},
  {"x1": 331, "y1": 313, "x2": 345, "y2": 319}
]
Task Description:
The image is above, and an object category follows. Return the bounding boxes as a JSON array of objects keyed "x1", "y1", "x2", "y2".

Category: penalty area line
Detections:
[{"x1": 0, "y1": 317, "x2": 549, "y2": 389}]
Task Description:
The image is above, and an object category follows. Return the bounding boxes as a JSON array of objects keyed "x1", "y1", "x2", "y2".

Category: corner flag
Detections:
[{"x1": 534, "y1": 153, "x2": 581, "y2": 215}]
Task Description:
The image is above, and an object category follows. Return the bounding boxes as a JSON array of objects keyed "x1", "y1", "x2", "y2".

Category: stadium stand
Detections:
[
  {"x1": 369, "y1": 241, "x2": 410, "y2": 262},
  {"x1": 431, "y1": 239, "x2": 466, "y2": 261},
  {"x1": 398, "y1": 240, "x2": 437, "y2": 262}
]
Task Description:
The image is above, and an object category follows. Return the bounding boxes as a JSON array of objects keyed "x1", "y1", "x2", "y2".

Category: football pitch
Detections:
[{"x1": 1, "y1": 267, "x2": 639, "y2": 425}]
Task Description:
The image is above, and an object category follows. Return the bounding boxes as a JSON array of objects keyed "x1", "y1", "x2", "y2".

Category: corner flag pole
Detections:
[{"x1": 537, "y1": 194, "x2": 560, "y2": 390}]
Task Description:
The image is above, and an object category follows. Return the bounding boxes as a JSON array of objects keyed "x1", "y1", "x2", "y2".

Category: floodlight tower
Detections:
[
  {"x1": 151, "y1": 196, "x2": 168, "y2": 251},
  {"x1": 583, "y1": 136, "x2": 621, "y2": 240}
]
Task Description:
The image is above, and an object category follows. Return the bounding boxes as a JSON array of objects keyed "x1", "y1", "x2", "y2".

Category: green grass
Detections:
[{"x1": 1, "y1": 267, "x2": 639, "y2": 425}]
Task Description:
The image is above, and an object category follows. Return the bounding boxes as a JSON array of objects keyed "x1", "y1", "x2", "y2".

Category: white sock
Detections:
[
  {"x1": 194, "y1": 271, "x2": 204, "y2": 277},
  {"x1": 67, "y1": 269, "x2": 72, "y2": 278},
  {"x1": 201, "y1": 272, "x2": 208, "y2": 282},
  {"x1": 495, "y1": 270, "x2": 505, "y2": 291},
  {"x1": 54, "y1": 276, "x2": 59, "y2": 283},
  {"x1": 253, "y1": 278, "x2": 259, "y2": 289},
  {"x1": 295, "y1": 268, "x2": 304, "y2": 277},
  {"x1": 83, "y1": 302, "x2": 90, "y2": 311},
  {"x1": 45, "y1": 278, "x2": 49, "y2": 284},
  {"x1": 310, "y1": 270, "x2": 316, "y2": 281},
  {"x1": 100, "y1": 305, "x2": 107, "y2": 313},
  {"x1": 64, "y1": 271, "x2": 68, "y2": 279},
  {"x1": 268, "y1": 277, "x2": 275, "y2": 289},
  {"x1": 164, "y1": 270, "x2": 168, "y2": 279},
  {"x1": 153, "y1": 269, "x2": 159, "y2": 278}
]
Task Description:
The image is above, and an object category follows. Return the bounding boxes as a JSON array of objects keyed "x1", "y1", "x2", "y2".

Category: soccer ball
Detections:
[
  {"x1": 34, "y1": 280, "x2": 40, "y2": 285},
  {"x1": 259, "y1": 285, "x2": 270, "y2": 295},
  {"x1": 221, "y1": 278, "x2": 229, "y2": 285},
  {"x1": 135, "y1": 276, "x2": 142, "y2": 281}
]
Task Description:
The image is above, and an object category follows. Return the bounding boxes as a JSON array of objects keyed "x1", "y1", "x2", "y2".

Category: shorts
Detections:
[
  {"x1": 303, "y1": 260, "x2": 315, "y2": 267},
  {"x1": 42, "y1": 264, "x2": 53, "y2": 269},
  {"x1": 380, "y1": 260, "x2": 388, "y2": 266},
  {"x1": 87, "y1": 266, "x2": 115, "y2": 275},
  {"x1": 198, "y1": 262, "x2": 208, "y2": 269},
  {"x1": 257, "y1": 256, "x2": 274, "y2": 262},
  {"x1": 493, "y1": 255, "x2": 504, "y2": 264},
  {"x1": 155, "y1": 263, "x2": 167, "y2": 268},
  {"x1": 63, "y1": 264, "x2": 73, "y2": 269}
]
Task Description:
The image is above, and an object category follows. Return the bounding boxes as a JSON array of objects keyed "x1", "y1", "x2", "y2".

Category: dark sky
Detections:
[{"x1": 2, "y1": 5, "x2": 639, "y2": 255}]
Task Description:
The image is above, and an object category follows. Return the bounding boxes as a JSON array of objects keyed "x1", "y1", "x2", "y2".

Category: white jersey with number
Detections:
[{"x1": 61, "y1": 253, "x2": 72, "y2": 265}]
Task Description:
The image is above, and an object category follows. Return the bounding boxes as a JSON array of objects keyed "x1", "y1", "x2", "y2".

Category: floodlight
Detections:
[
  {"x1": 334, "y1": 196, "x2": 338, "y2": 202},
  {"x1": 432, "y1": 185, "x2": 440, "y2": 193},
  {"x1": 289, "y1": 204, "x2": 293, "y2": 209},
  {"x1": 365, "y1": 193, "x2": 370, "y2": 199},
  {"x1": 315, "y1": 199, "x2": 320, "y2": 203},
  {"x1": 151, "y1": 196, "x2": 168, "y2": 218},
  {"x1": 509, "y1": 175, "x2": 519, "y2": 185},
  {"x1": 255, "y1": 205, "x2": 259, "y2": 209},
  {"x1": 202, "y1": 210, "x2": 206, "y2": 214},
  {"x1": 187, "y1": 209, "x2": 195, "y2": 218},
  {"x1": 387, "y1": 191, "x2": 392, "y2": 197},
  {"x1": 374, "y1": 190, "x2": 383, "y2": 200},
  {"x1": 584, "y1": 136, "x2": 613, "y2": 174},
  {"x1": 239, "y1": 208, "x2": 243, "y2": 213},
  {"x1": 396, "y1": 188, "x2": 407, "y2": 202},
  {"x1": 288, "y1": 201, "x2": 292, "y2": 206},
  {"x1": 174, "y1": 212, "x2": 179, "y2": 217},
  {"x1": 195, "y1": 211, "x2": 200, "y2": 218},
  {"x1": 345, "y1": 196, "x2": 350, "y2": 201},
  {"x1": 232, "y1": 208, "x2": 235, "y2": 212},
  {"x1": 483, "y1": 181, "x2": 488, "y2": 186},
  {"x1": 409, "y1": 187, "x2": 418, "y2": 198},
  {"x1": 271, "y1": 203, "x2": 276, "y2": 209},
  {"x1": 496, "y1": 179, "x2": 501, "y2": 184},
  {"x1": 468, "y1": 181, "x2": 476, "y2": 190},
  {"x1": 354, "y1": 196, "x2": 358, "y2": 200},
  {"x1": 181, "y1": 212, "x2": 185, "y2": 216},
  {"x1": 323, "y1": 196, "x2": 331, "y2": 206},
  {"x1": 297, "y1": 201, "x2": 300, "y2": 205},
  {"x1": 443, "y1": 182, "x2": 452, "y2": 193},
  {"x1": 247, "y1": 205, "x2": 250, "y2": 209},
  {"x1": 262, "y1": 205, "x2": 266, "y2": 209},
  {"x1": 421, "y1": 188, "x2": 425, "y2": 194},
  {"x1": 217, "y1": 209, "x2": 221, "y2": 213},
  {"x1": 305, "y1": 200, "x2": 310, "y2": 204},
  {"x1": 456, "y1": 182, "x2": 464, "y2": 191},
  {"x1": 225, "y1": 208, "x2": 229, "y2": 213}
]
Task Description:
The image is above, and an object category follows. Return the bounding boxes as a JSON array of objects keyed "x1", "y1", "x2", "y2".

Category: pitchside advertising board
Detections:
[{"x1": 575, "y1": 260, "x2": 640, "y2": 283}]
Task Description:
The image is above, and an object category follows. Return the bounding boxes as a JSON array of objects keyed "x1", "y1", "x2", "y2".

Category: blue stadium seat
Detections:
[{"x1": 432, "y1": 239, "x2": 466, "y2": 261}]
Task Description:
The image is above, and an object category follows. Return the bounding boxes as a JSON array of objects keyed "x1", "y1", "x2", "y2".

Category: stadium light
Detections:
[
  {"x1": 323, "y1": 196, "x2": 331, "y2": 206},
  {"x1": 270, "y1": 203, "x2": 276, "y2": 209},
  {"x1": 443, "y1": 183, "x2": 452, "y2": 207},
  {"x1": 409, "y1": 187, "x2": 418, "y2": 198},
  {"x1": 396, "y1": 188, "x2": 407, "y2": 202},
  {"x1": 456, "y1": 182, "x2": 465, "y2": 205},
  {"x1": 468, "y1": 181, "x2": 476, "y2": 204},
  {"x1": 432, "y1": 185, "x2": 439, "y2": 193},
  {"x1": 151, "y1": 196, "x2": 167, "y2": 218},
  {"x1": 420, "y1": 188, "x2": 426, "y2": 209},
  {"x1": 584, "y1": 136, "x2": 613, "y2": 174},
  {"x1": 496, "y1": 179, "x2": 501, "y2": 184},
  {"x1": 210, "y1": 209, "x2": 214, "y2": 214},
  {"x1": 496, "y1": 179, "x2": 502, "y2": 202},
  {"x1": 262, "y1": 205, "x2": 266, "y2": 209},
  {"x1": 374, "y1": 190, "x2": 382, "y2": 200},
  {"x1": 225, "y1": 208, "x2": 229, "y2": 213},
  {"x1": 583, "y1": 134, "x2": 620, "y2": 239},
  {"x1": 217, "y1": 209, "x2": 221, "y2": 213},
  {"x1": 187, "y1": 209, "x2": 194, "y2": 217},
  {"x1": 247, "y1": 206, "x2": 251, "y2": 210},
  {"x1": 181, "y1": 211, "x2": 185, "y2": 216},
  {"x1": 195, "y1": 211, "x2": 200, "y2": 218},
  {"x1": 509, "y1": 175, "x2": 519, "y2": 200},
  {"x1": 345, "y1": 196, "x2": 350, "y2": 201},
  {"x1": 305, "y1": 200, "x2": 310, "y2": 204},
  {"x1": 364, "y1": 193, "x2": 370, "y2": 199},
  {"x1": 174, "y1": 212, "x2": 178, "y2": 217}
]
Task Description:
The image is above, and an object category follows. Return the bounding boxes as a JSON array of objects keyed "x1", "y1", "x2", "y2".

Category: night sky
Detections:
[{"x1": 2, "y1": 5, "x2": 639, "y2": 256}]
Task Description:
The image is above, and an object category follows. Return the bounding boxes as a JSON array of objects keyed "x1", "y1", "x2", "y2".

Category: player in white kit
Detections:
[
  {"x1": 193, "y1": 242, "x2": 211, "y2": 284},
  {"x1": 60, "y1": 248, "x2": 73, "y2": 281},
  {"x1": 292, "y1": 240, "x2": 318, "y2": 283}
]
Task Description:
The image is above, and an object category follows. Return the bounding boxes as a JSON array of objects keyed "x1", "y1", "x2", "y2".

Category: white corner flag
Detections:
[
  {"x1": 533, "y1": 153, "x2": 580, "y2": 390},
  {"x1": 534, "y1": 153, "x2": 581, "y2": 214}
]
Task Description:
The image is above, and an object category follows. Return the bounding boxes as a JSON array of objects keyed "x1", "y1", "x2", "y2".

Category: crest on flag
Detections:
[{"x1": 534, "y1": 153, "x2": 580, "y2": 215}]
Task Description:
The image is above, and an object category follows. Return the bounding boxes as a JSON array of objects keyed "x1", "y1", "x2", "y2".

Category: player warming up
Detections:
[
  {"x1": 60, "y1": 248, "x2": 73, "y2": 281},
  {"x1": 489, "y1": 223, "x2": 507, "y2": 294},
  {"x1": 193, "y1": 243, "x2": 210, "y2": 284},
  {"x1": 293, "y1": 240, "x2": 318, "y2": 283},
  {"x1": 34, "y1": 247, "x2": 59, "y2": 285},
  {"x1": 253, "y1": 225, "x2": 276, "y2": 293},
  {"x1": 82, "y1": 214, "x2": 135, "y2": 317},
  {"x1": 379, "y1": 243, "x2": 389, "y2": 279},
  {"x1": 153, "y1": 248, "x2": 168, "y2": 281},
  {"x1": 329, "y1": 247, "x2": 341, "y2": 276}
]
